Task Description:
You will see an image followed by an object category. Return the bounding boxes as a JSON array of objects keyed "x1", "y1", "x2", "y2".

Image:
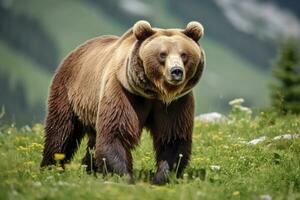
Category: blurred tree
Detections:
[{"x1": 271, "y1": 37, "x2": 300, "y2": 114}]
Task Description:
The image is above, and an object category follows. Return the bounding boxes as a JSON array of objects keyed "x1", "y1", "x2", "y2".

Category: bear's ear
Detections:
[
  {"x1": 183, "y1": 21, "x2": 204, "y2": 42},
  {"x1": 133, "y1": 20, "x2": 155, "y2": 41}
]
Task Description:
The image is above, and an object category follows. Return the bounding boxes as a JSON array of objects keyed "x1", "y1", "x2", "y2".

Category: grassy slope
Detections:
[
  {"x1": 0, "y1": 40, "x2": 50, "y2": 106},
  {"x1": 148, "y1": 0, "x2": 271, "y2": 113},
  {"x1": 12, "y1": 0, "x2": 123, "y2": 58},
  {"x1": 197, "y1": 39, "x2": 271, "y2": 113},
  {"x1": 0, "y1": 0, "x2": 123, "y2": 119},
  {"x1": 0, "y1": 113, "x2": 299, "y2": 200},
  {"x1": 8, "y1": 0, "x2": 269, "y2": 114}
]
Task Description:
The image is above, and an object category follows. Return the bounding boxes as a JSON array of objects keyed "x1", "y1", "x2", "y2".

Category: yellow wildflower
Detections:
[
  {"x1": 54, "y1": 153, "x2": 65, "y2": 161},
  {"x1": 29, "y1": 143, "x2": 44, "y2": 150}
]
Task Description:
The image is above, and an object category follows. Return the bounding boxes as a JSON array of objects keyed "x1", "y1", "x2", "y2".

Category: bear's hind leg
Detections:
[{"x1": 41, "y1": 87, "x2": 86, "y2": 167}]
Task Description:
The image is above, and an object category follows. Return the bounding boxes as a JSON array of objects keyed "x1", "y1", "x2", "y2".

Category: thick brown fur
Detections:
[{"x1": 41, "y1": 21, "x2": 205, "y2": 184}]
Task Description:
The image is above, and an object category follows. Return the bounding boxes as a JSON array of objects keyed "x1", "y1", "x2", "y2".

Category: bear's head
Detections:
[{"x1": 128, "y1": 20, "x2": 205, "y2": 103}]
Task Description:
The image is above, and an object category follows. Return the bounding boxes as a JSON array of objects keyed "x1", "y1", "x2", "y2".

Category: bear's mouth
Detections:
[
  {"x1": 153, "y1": 79, "x2": 186, "y2": 103},
  {"x1": 166, "y1": 78, "x2": 185, "y2": 86}
]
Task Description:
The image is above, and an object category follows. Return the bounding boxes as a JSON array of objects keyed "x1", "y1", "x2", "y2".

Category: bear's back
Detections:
[{"x1": 61, "y1": 35, "x2": 123, "y2": 126}]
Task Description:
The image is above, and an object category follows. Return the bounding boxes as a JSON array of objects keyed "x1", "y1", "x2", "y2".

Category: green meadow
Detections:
[{"x1": 1, "y1": 106, "x2": 299, "y2": 200}]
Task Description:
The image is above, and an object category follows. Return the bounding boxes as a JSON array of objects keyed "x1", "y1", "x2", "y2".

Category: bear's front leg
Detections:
[
  {"x1": 149, "y1": 93, "x2": 194, "y2": 185},
  {"x1": 95, "y1": 78, "x2": 141, "y2": 178},
  {"x1": 152, "y1": 138, "x2": 192, "y2": 184}
]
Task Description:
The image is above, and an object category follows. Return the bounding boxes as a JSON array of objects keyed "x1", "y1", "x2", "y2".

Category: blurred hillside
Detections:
[{"x1": 0, "y1": 0, "x2": 300, "y2": 125}]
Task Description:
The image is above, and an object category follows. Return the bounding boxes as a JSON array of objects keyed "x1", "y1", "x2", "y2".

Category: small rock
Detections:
[
  {"x1": 260, "y1": 194, "x2": 272, "y2": 200},
  {"x1": 210, "y1": 165, "x2": 221, "y2": 171},
  {"x1": 195, "y1": 112, "x2": 224, "y2": 123},
  {"x1": 273, "y1": 134, "x2": 300, "y2": 141},
  {"x1": 247, "y1": 136, "x2": 267, "y2": 145}
]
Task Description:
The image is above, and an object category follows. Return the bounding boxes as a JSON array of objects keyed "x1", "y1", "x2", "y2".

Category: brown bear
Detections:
[{"x1": 41, "y1": 20, "x2": 205, "y2": 184}]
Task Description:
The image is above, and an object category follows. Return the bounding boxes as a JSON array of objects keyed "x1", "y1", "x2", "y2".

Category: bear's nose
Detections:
[{"x1": 170, "y1": 66, "x2": 184, "y2": 81}]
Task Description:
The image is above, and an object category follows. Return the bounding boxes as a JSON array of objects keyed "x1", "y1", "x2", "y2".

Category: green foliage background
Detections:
[
  {"x1": 0, "y1": 0, "x2": 277, "y2": 124},
  {"x1": 271, "y1": 37, "x2": 300, "y2": 114}
]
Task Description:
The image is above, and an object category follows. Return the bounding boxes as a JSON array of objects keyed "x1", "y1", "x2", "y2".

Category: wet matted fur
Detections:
[{"x1": 41, "y1": 20, "x2": 205, "y2": 184}]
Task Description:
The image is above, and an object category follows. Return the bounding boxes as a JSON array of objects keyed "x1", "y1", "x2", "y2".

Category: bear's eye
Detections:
[
  {"x1": 181, "y1": 53, "x2": 188, "y2": 63},
  {"x1": 159, "y1": 52, "x2": 167, "y2": 63}
]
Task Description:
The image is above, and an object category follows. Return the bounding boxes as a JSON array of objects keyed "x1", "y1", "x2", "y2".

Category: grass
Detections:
[{"x1": 0, "y1": 108, "x2": 300, "y2": 200}]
